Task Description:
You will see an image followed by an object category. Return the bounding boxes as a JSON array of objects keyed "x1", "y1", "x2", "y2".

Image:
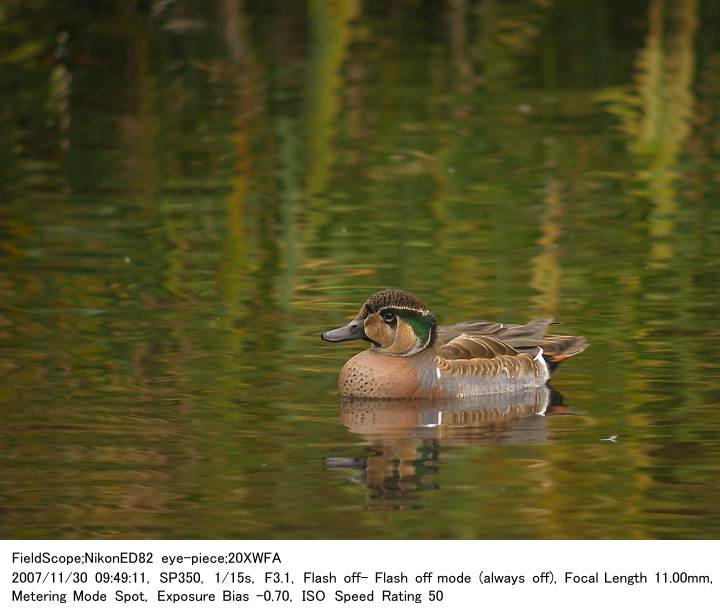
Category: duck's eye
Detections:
[{"x1": 382, "y1": 311, "x2": 396, "y2": 324}]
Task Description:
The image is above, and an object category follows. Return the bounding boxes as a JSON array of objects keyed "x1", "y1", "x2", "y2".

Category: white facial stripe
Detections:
[{"x1": 377, "y1": 305, "x2": 430, "y2": 316}]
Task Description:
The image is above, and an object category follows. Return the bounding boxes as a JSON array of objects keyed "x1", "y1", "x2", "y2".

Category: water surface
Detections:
[{"x1": 2, "y1": 0, "x2": 719, "y2": 539}]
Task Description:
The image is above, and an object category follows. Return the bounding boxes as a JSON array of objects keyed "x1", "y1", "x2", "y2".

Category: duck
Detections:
[{"x1": 321, "y1": 289, "x2": 586, "y2": 399}]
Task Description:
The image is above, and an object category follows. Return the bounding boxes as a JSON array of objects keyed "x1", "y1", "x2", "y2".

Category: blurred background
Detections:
[{"x1": 1, "y1": 0, "x2": 719, "y2": 538}]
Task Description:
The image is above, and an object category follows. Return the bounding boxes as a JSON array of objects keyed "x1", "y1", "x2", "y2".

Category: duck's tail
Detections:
[{"x1": 540, "y1": 334, "x2": 588, "y2": 371}]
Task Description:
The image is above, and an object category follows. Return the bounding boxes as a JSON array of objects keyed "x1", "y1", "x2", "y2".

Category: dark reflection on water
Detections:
[
  {"x1": 2, "y1": 0, "x2": 720, "y2": 539},
  {"x1": 326, "y1": 388, "x2": 567, "y2": 508},
  {"x1": 338, "y1": 387, "x2": 557, "y2": 444}
]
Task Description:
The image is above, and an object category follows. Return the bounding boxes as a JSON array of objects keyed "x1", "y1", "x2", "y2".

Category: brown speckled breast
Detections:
[{"x1": 338, "y1": 350, "x2": 420, "y2": 398}]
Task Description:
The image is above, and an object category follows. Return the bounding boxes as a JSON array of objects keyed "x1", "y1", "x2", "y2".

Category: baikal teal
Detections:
[{"x1": 1, "y1": 0, "x2": 720, "y2": 541}]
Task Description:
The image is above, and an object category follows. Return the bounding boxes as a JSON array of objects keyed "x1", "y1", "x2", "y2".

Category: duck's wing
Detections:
[
  {"x1": 436, "y1": 320, "x2": 504, "y2": 344},
  {"x1": 437, "y1": 318, "x2": 587, "y2": 371},
  {"x1": 437, "y1": 334, "x2": 528, "y2": 360},
  {"x1": 437, "y1": 318, "x2": 553, "y2": 350},
  {"x1": 435, "y1": 333, "x2": 546, "y2": 383}
]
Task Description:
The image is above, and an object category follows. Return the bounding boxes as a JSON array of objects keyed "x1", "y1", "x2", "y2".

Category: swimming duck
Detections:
[{"x1": 321, "y1": 289, "x2": 586, "y2": 398}]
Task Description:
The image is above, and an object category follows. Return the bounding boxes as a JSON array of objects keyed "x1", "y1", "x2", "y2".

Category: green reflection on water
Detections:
[{"x1": 1, "y1": 0, "x2": 719, "y2": 539}]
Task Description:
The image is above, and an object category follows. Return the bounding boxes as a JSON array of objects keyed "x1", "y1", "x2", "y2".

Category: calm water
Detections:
[{"x1": 2, "y1": 0, "x2": 720, "y2": 539}]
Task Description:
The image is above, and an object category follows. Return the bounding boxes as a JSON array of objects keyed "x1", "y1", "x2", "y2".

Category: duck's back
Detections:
[
  {"x1": 426, "y1": 318, "x2": 586, "y2": 398},
  {"x1": 438, "y1": 318, "x2": 586, "y2": 369}
]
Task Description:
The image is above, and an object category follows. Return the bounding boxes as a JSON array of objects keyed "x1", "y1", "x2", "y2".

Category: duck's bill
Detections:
[{"x1": 321, "y1": 319, "x2": 367, "y2": 342}]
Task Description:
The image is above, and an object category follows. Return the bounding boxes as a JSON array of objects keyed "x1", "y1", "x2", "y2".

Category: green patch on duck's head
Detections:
[{"x1": 395, "y1": 308, "x2": 436, "y2": 351}]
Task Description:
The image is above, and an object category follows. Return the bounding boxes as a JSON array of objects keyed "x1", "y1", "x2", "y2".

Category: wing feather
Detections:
[
  {"x1": 437, "y1": 334, "x2": 518, "y2": 360},
  {"x1": 434, "y1": 318, "x2": 585, "y2": 382},
  {"x1": 437, "y1": 318, "x2": 553, "y2": 346},
  {"x1": 437, "y1": 318, "x2": 586, "y2": 372}
]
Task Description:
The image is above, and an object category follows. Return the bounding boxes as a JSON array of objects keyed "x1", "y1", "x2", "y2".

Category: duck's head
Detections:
[{"x1": 321, "y1": 289, "x2": 436, "y2": 356}]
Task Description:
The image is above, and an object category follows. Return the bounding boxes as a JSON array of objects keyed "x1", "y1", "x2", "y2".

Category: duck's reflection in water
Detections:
[{"x1": 325, "y1": 387, "x2": 573, "y2": 508}]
